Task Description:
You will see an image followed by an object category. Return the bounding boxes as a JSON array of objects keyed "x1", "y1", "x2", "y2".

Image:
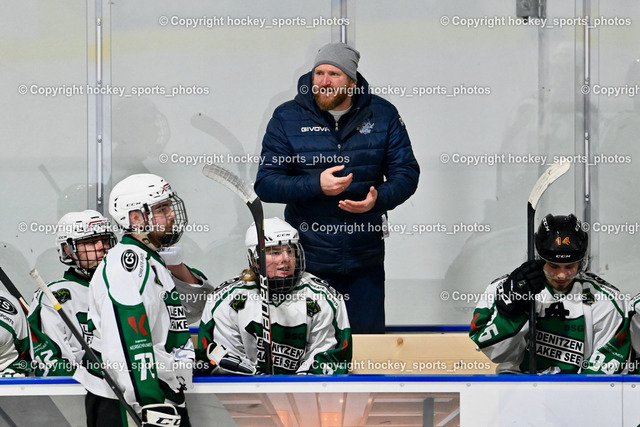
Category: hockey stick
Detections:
[
  {"x1": 202, "y1": 164, "x2": 273, "y2": 374},
  {"x1": 526, "y1": 158, "x2": 571, "y2": 374},
  {"x1": 29, "y1": 269, "x2": 142, "y2": 427},
  {"x1": 0, "y1": 267, "x2": 30, "y2": 314}
]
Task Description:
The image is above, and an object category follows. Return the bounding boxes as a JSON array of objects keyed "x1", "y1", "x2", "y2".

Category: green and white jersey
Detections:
[
  {"x1": 0, "y1": 291, "x2": 30, "y2": 376},
  {"x1": 626, "y1": 294, "x2": 640, "y2": 373},
  {"x1": 28, "y1": 269, "x2": 92, "y2": 376},
  {"x1": 74, "y1": 235, "x2": 194, "y2": 414},
  {"x1": 197, "y1": 272, "x2": 352, "y2": 374},
  {"x1": 470, "y1": 271, "x2": 630, "y2": 374}
]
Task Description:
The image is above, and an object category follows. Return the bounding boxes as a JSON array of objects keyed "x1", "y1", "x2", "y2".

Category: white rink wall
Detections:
[
  {"x1": 2, "y1": 1, "x2": 640, "y2": 326},
  {"x1": 0, "y1": 376, "x2": 637, "y2": 426}
]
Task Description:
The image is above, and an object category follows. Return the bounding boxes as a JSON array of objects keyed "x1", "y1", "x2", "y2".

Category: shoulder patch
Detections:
[
  {"x1": 581, "y1": 289, "x2": 595, "y2": 306},
  {"x1": 306, "y1": 298, "x2": 320, "y2": 317},
  {"x1": 0, "y1": 297, "x2": 17, "y2": 316},
  {"x1": 230, "y1": 294, "x2": 247, "y2": 312},
  {"x1": 121, "y1": 249, "x2": 139, "y2": 272},
  {"x1": 53, "y1": 288, "x2": 72, "y2": 304}
]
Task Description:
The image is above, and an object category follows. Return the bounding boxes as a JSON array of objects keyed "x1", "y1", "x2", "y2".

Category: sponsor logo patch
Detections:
[
  {"x1": 0, "y1": 297, "x2": 17, "y2": 316},
  {"x1": 121, "y1": 249, "x2": 139, "y2": 272}
]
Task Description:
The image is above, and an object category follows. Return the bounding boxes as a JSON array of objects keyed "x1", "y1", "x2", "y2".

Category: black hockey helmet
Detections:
[{"x1": 535, "y1": 214, "x2": 588, "y2": 263}]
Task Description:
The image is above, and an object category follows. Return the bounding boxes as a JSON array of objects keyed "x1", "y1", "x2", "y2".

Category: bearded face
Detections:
[{"x1": 312, "y1": 64, "x2": 356, "y2": 111}]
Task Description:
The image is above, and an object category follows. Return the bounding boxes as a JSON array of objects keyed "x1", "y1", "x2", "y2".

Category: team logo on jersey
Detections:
[
  {"x1": 53, "y1": 289, "x2": 72, "y2": 304},
  {"x1": 128, "y1": 314, "x2": 149, "y2": 335},
  {"x1": 0, "y1": 297, "x2": 17, "y2": 316},
  {"x1": 121, "y1": 249, "x2": 139, "y2": 272},
  {"x1": 544, "y1": 302, "x2": 569, "y2": 320},
  {"x1": 358, "y1": 120, "x2": 374, "y2": 135},
  {"x1": 581, "y1": 289, "x2": 595, "y2": 306},
  {"x1": 230, "y1": 294, "x2": 247, "y2": 312},
  {"x1": 306, "y1": 298, "x2": 320, "y2": 317}
]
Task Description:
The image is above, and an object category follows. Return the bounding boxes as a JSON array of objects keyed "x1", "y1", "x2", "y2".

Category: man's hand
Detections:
[
  {"x1": 158, "y1": 246, "x2": 200, "y2": 285},
  {"x1": 495, "y1": 259, "x2": 546, "y2": 317},
  {"x1": 320, "y1": 165, "x2": 353, "y2": 196},
  {"x1": 339, "y1": 186, "x2": 378, "y2": 213}
]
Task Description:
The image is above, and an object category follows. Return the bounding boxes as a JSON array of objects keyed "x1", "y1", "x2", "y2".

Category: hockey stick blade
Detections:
[
  {"x1": 29, "y1": 269, "x2": 142, "y2": 427},
  {"x1": 202, "y1": 164, "x2": 258, "y2": 205},
  {"x1": 0, "y1": 267, "x2": 30, "y2": 314},
  {"x1": 527, "y1": 159, "x2": 571, "y2": 210}
]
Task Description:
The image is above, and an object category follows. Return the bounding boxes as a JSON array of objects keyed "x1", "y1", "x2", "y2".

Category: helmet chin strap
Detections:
[
  {"x1": 132, "y1": 205, "x2": 162, "y2": 251},
  {"x1": 134, "y1": 230, "x2": 160, "y2": 252}
]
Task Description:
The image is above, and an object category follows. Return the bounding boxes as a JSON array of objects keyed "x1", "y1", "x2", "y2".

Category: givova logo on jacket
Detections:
[{"x1": 300, "y1": 126, "x2": 330, "y2": 132}]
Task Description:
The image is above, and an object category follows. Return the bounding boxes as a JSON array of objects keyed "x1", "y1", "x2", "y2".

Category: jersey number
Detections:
[{"x1": 134, "y1": 353, "x2": 156, "y2": 381}]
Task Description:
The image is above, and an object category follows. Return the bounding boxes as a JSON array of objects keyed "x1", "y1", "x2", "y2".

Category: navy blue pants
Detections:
[{"x1": 313, "y1": 264, "x2": 385, "y2": 334}]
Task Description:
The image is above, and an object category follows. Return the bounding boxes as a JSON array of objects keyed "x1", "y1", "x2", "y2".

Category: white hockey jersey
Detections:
[
  {"x1": 0, "y1": 291, "x2": 30, "y2": 376},
  {"x1": 74, "y1": 235, "x2": 194, "y2": 413},
  {"x1": 28, "y1": 269, "x2": 92, "y2": 375},
  {"x1": 197, "y1": 272, "x2": 352, "y2": 374},
  {"x1": 470, "y1": 271, "x2": 630, "y2": 374}
]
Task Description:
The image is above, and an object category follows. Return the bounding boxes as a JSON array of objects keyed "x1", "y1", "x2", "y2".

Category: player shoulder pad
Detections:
[
  {"x1": 303, "y1": 273, "x2": 343, "y2": 304},
  {"x1": 214, "y1": 276, "x2": 245, "y2": 292},
  {"x1": 581, "y1": 271, "x2": 620, "y2": 293}
]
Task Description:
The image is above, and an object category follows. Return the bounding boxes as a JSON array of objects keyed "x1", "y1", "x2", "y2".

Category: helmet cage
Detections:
[
  {"x1": 135, "y1": 193, "x2": 188, "y2": 247},
  {"x1": 57, "y1": 211, "x2": 118, "y2": 277},
  {"x1": 247, "y1": 241, "x2": 305, "y2": 294},
  {"x1": 60, "y1": 232, "x2": 118, "y2": 277}
]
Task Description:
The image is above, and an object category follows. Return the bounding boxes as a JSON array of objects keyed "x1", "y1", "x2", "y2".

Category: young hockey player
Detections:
[
  {"x1": 197, "y1": 217, "x2": 352, "y2": 375},
  {"x1": 75, "y1": 173, "x2": 208, "y2": 427},
  {"x1": 28, "y1": 210, "x2": 117, "y2": 376},
  {"x1": 0, "y1": 290, "x2": 31, "y2": 377},
  {"x1": 470, "y1": 214, "x2": 630, "y2": 374}
]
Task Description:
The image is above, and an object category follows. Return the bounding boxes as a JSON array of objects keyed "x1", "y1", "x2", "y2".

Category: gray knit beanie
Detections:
[{"x1": 313, "y1": 43, "x2": 360, "y2": 81}]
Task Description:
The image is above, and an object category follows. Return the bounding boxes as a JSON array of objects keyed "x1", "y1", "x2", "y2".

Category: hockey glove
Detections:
[
  {"x1": 141, "y1": 403, "x2": 181, "y2": 426},
  {"x1": 158, "y1": 246, "x2": 184, "y2": 266},
  {"x1": 495, "y1": 259, "x2": 546, "y2": 317},
  {"x1": 207, "y1": 343, "x2": 257, "y2": 376}
]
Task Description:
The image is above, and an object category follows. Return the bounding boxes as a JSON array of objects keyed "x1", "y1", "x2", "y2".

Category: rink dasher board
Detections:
[
  {"x1": 0, "y1": 373, "x2": 637, "y2": 393},
  {"x1": 1, "y1": 375, "x2": 640, "y2": 425}
]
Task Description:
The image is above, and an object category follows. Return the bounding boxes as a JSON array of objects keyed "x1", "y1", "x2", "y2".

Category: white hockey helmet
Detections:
[
  {"x1": 56, "y1": 210, "x2": 118, "y2": 276},
  {"x1": 109, "y1": 173, "x2": 187, "y2": 247},
  {"x1": 245, "y1": 217, "x2": 305, "y2": 294}
]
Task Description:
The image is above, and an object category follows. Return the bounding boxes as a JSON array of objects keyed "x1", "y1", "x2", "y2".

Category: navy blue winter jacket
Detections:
[{"x1": 255, "y1": 71, "x2": 419, "y2": 275}]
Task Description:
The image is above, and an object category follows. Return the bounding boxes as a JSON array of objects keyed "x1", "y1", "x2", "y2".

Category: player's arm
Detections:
[
  {"x1": 0, "y1": 301, "x2": 31, "y2": 377},
  {"x1": 581, "y1": 286, "x2": 631, "y2": 374},
  {"x1": 28, "y1": 295, "x2": 77, "y2": 376},
  {"x1": 254, "y1": 114, "x2": 324, "y2": 204},
  {"x1": 469, "y1": 260, "x2": 546, "y2": 366},
  {"x1": 196, "y1": 285, "x2": 255, "y2": 375},
  {"x1": 297, "y1": 293, "x2": 352, "y2": 375},
  {"x1": 374, "y1": 111, "x2": 420, "y2": 212},
  {"x1": 158, "y1": 246, "x2": 215, "y2": 324}
]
